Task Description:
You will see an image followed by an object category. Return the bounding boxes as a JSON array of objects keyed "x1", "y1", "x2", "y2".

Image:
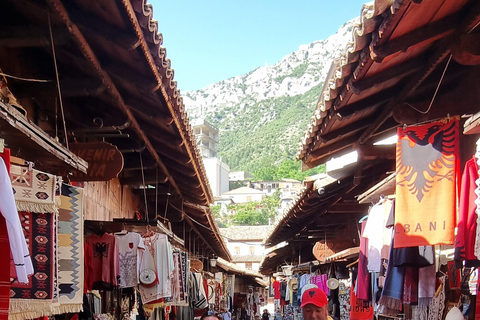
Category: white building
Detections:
[
  {"x1": 203, "y1": 157, "x2": 230, "y2": 197},
  {"x1": 220, "y1": 225, "x2": 272, "y2": 271},
  {"x1": 222, "y1": 186, "x2": 266, "y2": 203},
  {"x1": 191, "y1": 119, "x2": 219, "y2": 158},
  {"x1": 229, "y1": 171, "x2": 253, "y2": 181}
]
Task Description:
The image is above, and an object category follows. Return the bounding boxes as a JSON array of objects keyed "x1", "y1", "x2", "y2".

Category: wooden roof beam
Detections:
[
  {"x1": 45, "y1": 0, "x2": 182, "y2": 197},
  {"x1": 104, "y1": 61, "x2": 159, "y2": 93},
  {"x1": 63, "y1": 2, "x2": 141, "y2": 50},
  {"x1": 11, "y1": 77, "x2": 106, "y2": 98},
  {"x1": 0, "y1": 25, "x2": 69, "y2": 47},
  {"x1": 371, "y1": 12, "x2": 459, "y2": 62}
]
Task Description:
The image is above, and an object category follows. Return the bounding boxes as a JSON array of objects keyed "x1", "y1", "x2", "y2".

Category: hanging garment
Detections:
[
  {"x1": 418, "y1": 264, "x2": 436, "y2": 307},
  {"x1": 0, "y1": 158, "x2": 33, "y2": 283},
  {"x1": 378, "y1": 236, "x2": 405, "y2": 313},
  {"x1": 350, "y1": 281, "x2": 374, "y2": 320},
  {"x1": 403, "y1": 267, "x2": 419, "y2": 305},
  {"x1": 138, "y1": 233, "x2": 174, "y2": 304},
  {"x1": 84, "y1": 241, "x2": 94, "y2": 293},
  {"x1": 455, "y1": 157, "x2": 480, "y2": 267},
  {"x1": 362, "y1": 199, "x2": 393, "y2": 272},
  {"x1": 395, "y1": 119, "x2": 459, "y2": 248},
  {"x1": 0, "y1": 216, "x2": 9, "y2": 320},
  {"x1": 115, "y1": 232, "x2": 145, "y2": 288},
  {"x1": 86, "y1": 233, "x2": 119, "y2": 290},
  {"x1": 338, "y1": 278, "x2": 352, "y2": 320},
  {"x1": 356, "y1": 221, "x2": 370, "y2": 301},
  {"x1": 427, "y1": 276, "x2": 446, "y2": 320}
]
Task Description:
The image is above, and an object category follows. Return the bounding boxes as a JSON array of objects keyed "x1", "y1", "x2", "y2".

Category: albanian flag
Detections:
[{"x1": 394, "y1": 119, "x2": 459, "y2": 248}]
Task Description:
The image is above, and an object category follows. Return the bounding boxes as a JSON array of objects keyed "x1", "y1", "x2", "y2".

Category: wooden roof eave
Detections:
[
  {"x1": 45, "y1": 0, "x2": 184, "y2": 196},
  {"x1": 123, "y1": 0, "x2": 213, "y2": 205}
]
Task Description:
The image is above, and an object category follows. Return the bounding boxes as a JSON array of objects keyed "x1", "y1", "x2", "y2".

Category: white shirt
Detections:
[
  {"x1": 115, "y1": 232, "x2": 145, "y2": 288},
  {"x1": 0, "y1": 158, "x2": 33, "y2": 283}
]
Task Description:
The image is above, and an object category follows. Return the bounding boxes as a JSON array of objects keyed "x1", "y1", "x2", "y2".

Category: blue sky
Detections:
[{"x1": 149, "y1": 0, "x2": 367, "y2": 92}]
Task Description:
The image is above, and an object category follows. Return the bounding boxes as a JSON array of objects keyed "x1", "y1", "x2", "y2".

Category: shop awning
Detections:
[
  {"x1": 296, "y1": 0, "x2": 480, "y2": 169},
  {"x1": 0, "y1": 101, "x2": 88, "y2": 174},
  {"x1": 357, "y1": 172, "x2": 396, "y2": 204}
]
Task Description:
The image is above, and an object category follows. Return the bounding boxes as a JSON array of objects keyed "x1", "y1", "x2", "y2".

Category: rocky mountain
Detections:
[{"x1": 183, "y1": 19, "x2": 357, "y2": 174}]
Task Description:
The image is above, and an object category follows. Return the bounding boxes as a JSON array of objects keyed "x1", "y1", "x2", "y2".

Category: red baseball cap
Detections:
[{"x1": 301, "y1": 288, "x2": 328, "y2": 308}]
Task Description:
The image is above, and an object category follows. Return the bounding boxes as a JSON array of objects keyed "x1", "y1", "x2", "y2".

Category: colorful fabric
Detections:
[
  {"x1": 455, "y1": 157, "x2": 480, "y2": 267},
  {"x1": 338, "y1": 279, "x2": 351, "y2": 320},
  {"x1": 395, "y1": 119, "x2": 459, "y2": 248},
  {"x1": 10, "y1": 165, "x2": 60, "y2": 214},
  {"x1": 55, "y1": 184, "x2": 84, "y2": 313},
  {"x1": 9, "y1": 211, "x2": 57, "y2": 320},
  {"x1": 418, "y1": 264, "x2": 436, "y2": 307}
]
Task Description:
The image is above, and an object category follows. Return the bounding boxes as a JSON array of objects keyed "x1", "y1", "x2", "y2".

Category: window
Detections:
[
  {"x1": 246, "y1": 196, "x2": 252, "y2": 201},
  {"x1": 249, "y1": 246, "x2": 255, "y2": 255},
  {"x1": 234, "y1": 246, "x2": 240, "y2": 255},
  {"x1": 245, "y1": 262, "x2": 252, "y2": 270}
]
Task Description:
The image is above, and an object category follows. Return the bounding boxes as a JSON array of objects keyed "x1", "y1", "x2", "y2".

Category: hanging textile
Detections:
[
  {"x1": 350, "y1": 281, "x2": 373, "y2": 320},
  {"x1": 338, "y1": 278, "x2": 352, "y2": 320},
  {"x1": 474, "y1": 139, "x2": 480, "y2": 259},
  {"x1": 115, "y1": 232, "x2": 145, "y2": 288},
  {"x1": 395, "y1": 119, "x2": 459, "y2": 248},
  {"x1": 356, "y1": 221, "x2": 370, "y2": 301},
  {"x1": 427, "y1": 276, "x2": 446, "y2": 320},
  {"x1": 0, "y1": 157, "x2": 32, "y2": 283},
  {"x1": 0, "y1": 216, "x2": 9, "y2": 320},
  {"x1": 9, "y1": 211, "x2": 57, "y2": 320},
  {"x1": 10, "y1": 164, "x2": 60, "y2": 214},
  {"x1": 455, "y1": 156, "x2": 480, "y2": 267},
  {"x1": 138, "y1": 233, "x2": 174, "y2": 304},
  {"x1": 86, "y1": 233, "x2": 119, "y2": 291},
  {"x1": 418, "y1": 264, "x2": 436, "y2": 307},
  {"x1": 378, "y1": 236, "x2": 405, "y2": 314},
  {"x1": 363, "y1": 199, "x2": 393, "y2": 272},
  {"x1": 403, "y1": 267, "x2": 418, "y2": 305},
  {"x1": 54, "y1": 184, "x2": 85, "y2": 313}
]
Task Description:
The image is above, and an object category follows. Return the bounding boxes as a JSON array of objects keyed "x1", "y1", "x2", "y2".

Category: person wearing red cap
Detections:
[{"x1": 301, "y1": 287, "x2": 330, "y2": 320}]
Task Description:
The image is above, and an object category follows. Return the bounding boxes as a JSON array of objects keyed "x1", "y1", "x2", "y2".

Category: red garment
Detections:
[
  {"x1": 350, "y1": 282, "x2": 373, "y2": 320},
  {"x1": 84, "y1": 241, "x2": 94, "y2": 293},
  {"x1": 0, "y1": 148, "x2": 10, "y2": 175},
  {"x1": 356, "y1": 221, "x2": 370, "y2": 301},
  {"x1": 0, "y1": 217, "x2": 9, "y2": 320},
  {"x1": 273, "y1": 280, "x2": 280, "y2": 299},
  {"x1": 86, "y1": 233, "x2": 119, "y2": 290},
  {"x1": 454, "y1": 157, "x2": 480, "y2": 267}
]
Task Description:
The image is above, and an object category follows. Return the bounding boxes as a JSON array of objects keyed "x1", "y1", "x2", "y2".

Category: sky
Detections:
[{"x1": 149, "y1": 0, "x2": 368, "y2": 92}]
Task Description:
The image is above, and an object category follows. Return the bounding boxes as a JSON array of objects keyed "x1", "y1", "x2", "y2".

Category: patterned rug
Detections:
[
  {"x1": 55, "y1": 184, "x2": 84, "y2": 314},
  {"x1": 10, "y1": 165, "x2": 60, "y2": 214},
  {"x1": 9, "y1": 211, "x2": 57, "y2": 320}
]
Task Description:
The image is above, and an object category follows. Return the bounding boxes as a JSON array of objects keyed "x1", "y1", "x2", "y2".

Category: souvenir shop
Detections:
[{"x1": 215, "y1": 258, "x2": 268, "y2": 320}]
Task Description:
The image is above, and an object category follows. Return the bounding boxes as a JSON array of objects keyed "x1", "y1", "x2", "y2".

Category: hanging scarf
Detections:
[
  {"x1": 395, "y1": 119, "x2": 459, "y2": 248},
  {"x1": 418, "y1": 264, "x2": 436, "y2": 306},
  {"x1": 378, "y1": 236, "x2": 405, "y2": 312},
  {"x1": 403, "y1": 267, "x2": 419, "y2": 305}
]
